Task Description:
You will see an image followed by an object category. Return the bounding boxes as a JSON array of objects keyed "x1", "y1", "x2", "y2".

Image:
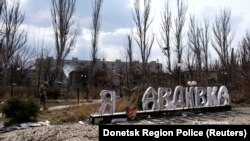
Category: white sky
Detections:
[{"x1": 9, "y1": 0, "x2": 250, "y2": 70}]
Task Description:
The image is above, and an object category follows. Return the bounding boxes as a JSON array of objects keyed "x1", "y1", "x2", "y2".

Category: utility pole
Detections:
[
  {"x1": 177, "y1": 62, "x2": 182, "y2": 85},
  {"x1": 81, "y1": 74, "x2": 88, "y2": 100},
  {"x1": 10, "y1": 65, "x2": 20, "y2": 96},
  {"x1": 157, "y1": 59, "x2": 160, "y2": 85},
  {"x1": 10, "y1": 65, "x2": 13, "y2": 96},
  {"x1": 118, "y1": 74, "x2": 123, "y2": 98}
]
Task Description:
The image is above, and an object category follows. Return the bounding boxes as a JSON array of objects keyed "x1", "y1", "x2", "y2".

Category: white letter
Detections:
[
  {"x1": 217, "y1": 86, "x2": 230, "y2": 106},
  {"x1": 176, "y1": 129, "x2": 182, "y2": 136},
  {"x1": 194, "y1": 87, "x2": 206, "y2": 107},
  {"x1": 205, "y1": 87, "x2": 218, "y2": 107},
  {"x1": 142, "y1": 87, "x2": 158, "y2": 110},
  {"x1": 172, "y1": 86, "x2": 184, "y2": 109},
  {"x1": 103, "y1": 129, "x2": 109, "y2": 136},
  {"x1": 157, "y1": 87, "x2": 172, "y2": 110},
  {"x1": 99, "y1": 90, "x2": 116, "y2": 114},
  {"x1": 185, "y1": 87, "x2": 194, "y2": 108}
]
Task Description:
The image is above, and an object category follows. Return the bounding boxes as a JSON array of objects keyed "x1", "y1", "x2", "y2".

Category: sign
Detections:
[{"x1": 98, "y1": 85, "x2": 230, "y2": 115}]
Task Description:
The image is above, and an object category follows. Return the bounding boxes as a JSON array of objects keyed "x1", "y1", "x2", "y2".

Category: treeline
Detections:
[{"x1": 0, "y1": 0, "x2": 249, "y2": 99}]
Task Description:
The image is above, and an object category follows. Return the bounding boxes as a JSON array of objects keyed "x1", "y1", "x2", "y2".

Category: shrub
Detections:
[
  {"x1": 2, "y1": 97, "x2": 40, "y2": 124},
  {"x1": 116, "y1": 99, "x2": 132, "y2": 112}
]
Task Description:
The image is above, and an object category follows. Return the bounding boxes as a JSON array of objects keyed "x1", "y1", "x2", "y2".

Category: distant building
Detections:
[
  {"x1": 35, "y1": 57, "x2": 163, "y2": 89},
  {"x1": 182, "y1": 70, "x2": 219, "y2": 86}
]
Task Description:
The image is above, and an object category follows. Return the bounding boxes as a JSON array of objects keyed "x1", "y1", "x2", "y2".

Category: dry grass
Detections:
[
  {"x1": 116, "y1": 98, "x2": 133, "y2": 112},
  {"x1": 37, "y1": 103, "x2": 99, "y2": 124},
  {"x1": 230, "y1": 92, "x2": 250, "y2": 107},
  {"x1": 37, "y1": 99, "x2": 134, "y2": 124}
]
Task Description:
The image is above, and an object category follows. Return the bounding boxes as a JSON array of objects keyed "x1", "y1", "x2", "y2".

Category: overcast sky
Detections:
[{"x1": 11, "y1": 0, "x2": 250, "y2": 68}]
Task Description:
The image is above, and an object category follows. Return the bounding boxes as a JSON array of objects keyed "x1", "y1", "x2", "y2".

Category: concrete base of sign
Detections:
[{"x1": 89, "y1": 105, "x2": 231, "y2": 124}]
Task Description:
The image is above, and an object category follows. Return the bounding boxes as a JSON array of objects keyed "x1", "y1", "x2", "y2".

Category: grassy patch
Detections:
[
  {"x1": 116, "y1": 98, "x2": 133, "y2": 112},
  {"x1": 45, "y1": 99, "x2": 86, "y2": 107},
  {"x1": 37, "y1": 103, "x2": 99, "y2": 124},
  {"x1": 230, "y1": 92, "x2": 250, "y2": 107},
  {"x1": 37, "y1": 99, "x2": 133, "y2": 124},
  {"x1": 0, "y1": 99, "x2": 87, "y2": 113},
  {"x1": 4, "y1": 90, "x2": 249, "y2": 124}
]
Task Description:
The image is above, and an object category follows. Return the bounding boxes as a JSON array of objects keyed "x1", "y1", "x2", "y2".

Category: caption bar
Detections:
[{"x1": 99, "y1": 125, "x2": 249, "y2": 140}]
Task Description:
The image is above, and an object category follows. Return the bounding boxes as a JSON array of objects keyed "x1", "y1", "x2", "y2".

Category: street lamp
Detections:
[
  {"x1": 223, "y1": 72, "x2": 227, "y2": 86},
  {"x1": 81, "y1": 74, "x2": 88, "y2": 100},
  {"x1": 156, "y1": 59, "x2": 160, "y2": 84},
  {"x1": 177, "y1": 62, "x2": 182, "y2": 85},
  {"x1": 10, "y1": 64, "x2": 21, "y2": 96},
  {"x1": 163, "y1": 46, "x2": 171, "y2": 71},
  {"x1": 118, "y1": 74, "x2": 123, "y2": 98}
]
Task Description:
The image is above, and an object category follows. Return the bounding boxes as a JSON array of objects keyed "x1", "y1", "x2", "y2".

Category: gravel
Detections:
[{"x1": 0, "y1": 107, "x2": 249, "y2": 141}]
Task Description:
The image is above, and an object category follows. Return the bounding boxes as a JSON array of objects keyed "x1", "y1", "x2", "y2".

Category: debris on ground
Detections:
[
  {"x1": 125, "y1": 106, "x2": 138, "y2": 120},
  {"x1": 0, "y1": 120, "x2": 50, "y2": 133},
  {"x1": 111, "y1": 118, "x2": 127, "y2": 124}
]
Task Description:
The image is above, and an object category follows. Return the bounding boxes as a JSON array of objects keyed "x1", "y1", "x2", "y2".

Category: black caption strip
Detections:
[{"x1": 99, "y1": 125, "x2": 249, "y2": 141}]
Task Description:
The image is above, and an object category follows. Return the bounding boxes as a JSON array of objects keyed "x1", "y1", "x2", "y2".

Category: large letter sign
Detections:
[
  {"x1": 157, "y1": 87, "x2": 172, "y2": 110},
  {"x1": 97, "y1": 85, "x2": 230, "y2": 115},
  {"x1": 140, "y1": 86, "x2": 230, "y2": 111},
  {"x1": 185, "y1": 86, "x2": 195, "y2": 108},
  {"x1": 142, "y1": 87, "x2": 158, "y2": 110},
  {"x1": 217, "y1": 86, "x2": 230, "y2": 106},
  {"x1": 99, "y1": 90, "x2": 116, "y2": 115},
  {"x1": 206, "y1": 87, "x2": 219, "y2": 107},
  {"x1": 171, "y1": 86, "x2": 184, "y2": 109},
  {"x1": 194, "y1": 87, "x2": 206, "y2": 108},
  {"x1": 92, "y1": 85, "x2": 231, "y2": 125}
]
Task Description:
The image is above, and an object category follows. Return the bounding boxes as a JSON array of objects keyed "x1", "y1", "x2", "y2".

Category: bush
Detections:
[{"x1": 2, "y1": 97, "x2": 40, "y2": 124}]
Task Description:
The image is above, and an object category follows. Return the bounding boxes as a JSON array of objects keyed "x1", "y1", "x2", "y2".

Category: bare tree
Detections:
[
  {"x1": 90, "y1": 0, "x2": 103, "y2": 85},
  {"x1": 212, "y1": 8, "x2": 233, "y2": 73},
  {"x1": 188, "y1": 15, "x2": 202, "y2": 70},
  {"x1": 51, "y1": 0, "x2": 78, "y2": 84},
  {"x1": 238, "y1": 32, "x2": 250, "y2": 92},
  {"x1": 174, "y1": 0, "x2": 187, "y2": 84},
  {"x1": 33, "y1": 32, "x2": 53, "y2": 93},
  {"x1": 184, "y1": 49, "x2": 195, "y2": 81},
  {"x1": 0, "y1": 0, "x2": 6, "y2": 85},
  {"x1": 12, "y1": 46, "x2": 36, "y2": 86},
  {"x1": 200, "y1": 18, "x2": 210, "y2": 85},
  {"x1": 187, "y1": 15, "x2": 206, "y2": 84},
  {"x1": 158, "y1": 1, "x2": 172, "y2": 73},
  {"x1": 0, "y1": 1, "x2": 27, "y2": 85},
  {"x1": 229, "y1": 47, "x2": 237, "y2": 86},
  {"x1": 126, "y1": 35, "x2": 133, "y2": 88},
  {"x1": 240, "y1": 32, "x2": 250, "y2": 72},
  {"x1": 200, "y1": 19, "x2": 209, "y2": 72},
  {"x1": 132, "y1": 0, "x2": 154, "y2": 82},
  {"x1": 0, "y1": 0, "x2": 4, "y2": 13}
]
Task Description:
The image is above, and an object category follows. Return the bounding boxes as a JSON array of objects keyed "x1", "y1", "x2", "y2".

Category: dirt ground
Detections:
[{"x1": 0, "y1": 107, "x2": 249, "y2": 141}]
